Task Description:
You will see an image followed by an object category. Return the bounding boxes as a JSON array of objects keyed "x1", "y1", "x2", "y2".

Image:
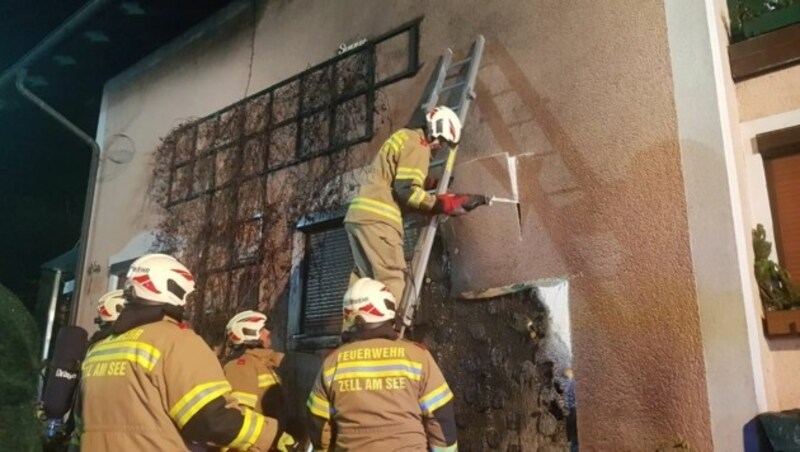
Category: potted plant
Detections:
[{"x1": 753, "y1": 224, "x2": 800, "y2": 337}]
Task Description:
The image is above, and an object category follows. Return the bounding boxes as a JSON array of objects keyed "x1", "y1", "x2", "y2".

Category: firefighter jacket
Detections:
[
  {"x1": 74, "y1": 306, "x2": 278, "y2": 451},
  {"x1": 223, "y1": 348, "x2": 284, "y2": 416},
  {"x1": 344, "y1": 128, "x2": 437, "y2": 236},
  {"x1": 306, "y1": 325, "x2": 458, "y2": 451}
]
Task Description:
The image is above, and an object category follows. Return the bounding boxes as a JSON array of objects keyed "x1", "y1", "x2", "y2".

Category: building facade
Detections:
[{"x1": 73, "y1": 0, "x2": 800, "y2": 449}]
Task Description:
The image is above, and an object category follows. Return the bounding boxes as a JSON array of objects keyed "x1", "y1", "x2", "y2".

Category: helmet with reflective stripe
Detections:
[
  {"x1": 226, "y1": 310, "x2": 267, "y2": 345},
  {"x1": 343, "y1": 278, "x2": 397, "y2": 326},
  {"x1": 126, "y1": 253, "x2": 195, "y2": 306},
  {"x1": 426, "y1": 106, "x2": 461, "y2": 144},
  {"x1": 97, "y1": 289, "x2": 126, "y2": 323}
]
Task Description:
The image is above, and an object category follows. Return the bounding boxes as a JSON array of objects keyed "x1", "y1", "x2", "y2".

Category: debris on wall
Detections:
[{"x1": 412, "y1": 242, "x2": 576, "y2": 451}]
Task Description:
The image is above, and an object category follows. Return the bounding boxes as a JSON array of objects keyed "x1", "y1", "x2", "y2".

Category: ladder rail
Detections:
[
  {"x1": 421, "y1": 49, "x2": 453, "y2": 114},
  {"x1": 398, "y1": 36, "x2": 485, "y2": 335}
]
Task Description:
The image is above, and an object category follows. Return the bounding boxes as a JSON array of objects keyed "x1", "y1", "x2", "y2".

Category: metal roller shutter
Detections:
[
  {"x1": 302, "y1": 226, "x2": 352, "y2": 336},
  {"x1": 301, "y1": 220, "x2": 420, "y2": 338}
]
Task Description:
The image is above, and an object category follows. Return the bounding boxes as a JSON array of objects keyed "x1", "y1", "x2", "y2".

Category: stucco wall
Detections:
[
  {"x1": 738, "y1": 64, "x2": 800, "y2": 122},
  {"x1": 82, "y1": 0, "x2": 718, "y2": 449}
]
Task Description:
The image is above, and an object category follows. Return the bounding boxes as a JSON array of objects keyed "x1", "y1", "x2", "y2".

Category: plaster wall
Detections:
[{"x1": 81, "y1": 0, "x2": 723, "y2": 449}]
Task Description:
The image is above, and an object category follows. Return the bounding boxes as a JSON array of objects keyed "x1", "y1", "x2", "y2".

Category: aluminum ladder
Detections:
[{"x1": 397, "y1": 35, "x2": 485, "y2": 337}]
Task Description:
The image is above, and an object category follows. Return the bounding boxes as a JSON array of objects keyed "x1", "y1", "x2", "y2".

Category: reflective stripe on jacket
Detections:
[
  {"x1": 223, "y1": 348, "x2": 284, "y2": 413},
  {"x1": 307, "y1": 337, "x2": 457, "y2": 451},
  {"x1": 78, "y1": 317, "x2": 277, "y2": 451},
  {"x1": 345, "y1": 128, "x2": 436, "y2": 235}
]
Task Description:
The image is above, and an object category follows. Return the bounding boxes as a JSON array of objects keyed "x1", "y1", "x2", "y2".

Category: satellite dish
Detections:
[{"x1": 106, "y1": 134, "x2": 135, "y2": 164}]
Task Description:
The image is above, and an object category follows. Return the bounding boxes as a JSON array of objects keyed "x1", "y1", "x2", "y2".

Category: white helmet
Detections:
[
  {"x1": 126, "y1": 253, "x2": 195, "y2": 306},
  {"x1": 226, "y1": 310, "x2": 267, "y2": 345},
  {"x1": 97, "y1": 289, "x2": 126, "y2": 323},
  {"x1": 343, "y1": 278, "x2": 397, "y2": 326},
  {"x1": 426, "y1": 106, "x2": 462, "y2": 144}
]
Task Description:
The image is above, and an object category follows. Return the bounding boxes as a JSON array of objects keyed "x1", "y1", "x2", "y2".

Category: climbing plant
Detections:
[{"x1": 753, "y1": 223, "x2": 800, "y2": 311}]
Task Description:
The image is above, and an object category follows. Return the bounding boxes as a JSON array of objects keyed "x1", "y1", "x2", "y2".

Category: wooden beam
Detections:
[
  {"x1": 756, "y1": 124, "x2": 800, "y2": 160},
  {"x1": 729, "y1": 24, "x2": 800, "y2": 82}
]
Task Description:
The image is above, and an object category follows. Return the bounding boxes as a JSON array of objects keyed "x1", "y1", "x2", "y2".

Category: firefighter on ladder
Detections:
[
  {"x1": 306, "y1": 277, "x2": 458, "y2": 451},
  {"x1": 344, "y1": 106, "x2": 486, "y2": 304},
  {"x1": 73, "y1": 253, "x2": 280, "y2": 451}
]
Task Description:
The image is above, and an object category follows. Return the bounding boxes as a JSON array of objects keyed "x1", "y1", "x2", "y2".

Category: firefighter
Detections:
[
  {"x1": 306, "y1": 277, "x2": 458, "y2": 451},
  {"x1": 89, "y1": 289, "x2": 126, "y2": 346},
  {"x1": 74, "y1": 253, "x2": 279, "y2": 451},
  {"x1": 223, "y1": 310, "x2": 298, "y2": 451},
  {"x1": 344, "y1": 105, "x2": 487, "y2": 303}
]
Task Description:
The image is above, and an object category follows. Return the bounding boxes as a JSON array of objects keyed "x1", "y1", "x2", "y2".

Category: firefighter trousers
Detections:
[{"x1": 344, "y1": 221, "x2": 406, "y2": 304}]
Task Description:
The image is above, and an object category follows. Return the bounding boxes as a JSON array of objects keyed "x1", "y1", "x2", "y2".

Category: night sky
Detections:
[{"x1": 0, "y1": 1, "x2": 93, "y2": 311}]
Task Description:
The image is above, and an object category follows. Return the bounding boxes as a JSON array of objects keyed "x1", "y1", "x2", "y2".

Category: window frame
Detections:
[{"x1": 756, "y1": 124, "x2": 800, "y2": 274}]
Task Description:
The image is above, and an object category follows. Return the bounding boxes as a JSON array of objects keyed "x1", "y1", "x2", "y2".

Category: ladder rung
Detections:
[
  {"x1": 447, "y1": 58, "x2": 472, "y2": 70},
  {"x1": 429, "y1": 159, "x2": 447, "y2": 169},
  {"x1": 440, "y1": 81, "x2": 466, "y2": 93}
]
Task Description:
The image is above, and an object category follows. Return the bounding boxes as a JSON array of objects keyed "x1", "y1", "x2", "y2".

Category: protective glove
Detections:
[
  {"x1": 434, "y1": 193, "x2": 487, "y2": 216},
  {"x1": 275, "y1": 432, "x2": 299, "y2": 452}
]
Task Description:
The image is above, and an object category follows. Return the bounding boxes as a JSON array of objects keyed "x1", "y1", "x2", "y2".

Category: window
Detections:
[
  {"x1": 758, "y1": 125, "x2": 800, "y2": 278},
  {"x1": 288, "y1": 212, "x2": 351, "y2": 350},
  {"x1": 287, "y1": 210, "x2": 424, "y2": 350},
  {"x1": 108, "y1": 258, "x2": 137, "y2": 290}
]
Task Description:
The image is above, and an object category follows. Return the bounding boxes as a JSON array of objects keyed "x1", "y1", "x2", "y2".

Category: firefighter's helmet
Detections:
[
  {"x1": 342, "y1": 278, "x2": 397, "y2": 326},
  {"x1": 97, "y1": 289, "x2": 126, "y2": 323},
  {"x1": 126, "y1": 254, "x2": 195, "y2": 306},
  {"x1": 426, "y1": 106, "x2": 462, "y2": 144},
  {"x1": 226, "y1": 310, "x2": 267, "y2": 345}
]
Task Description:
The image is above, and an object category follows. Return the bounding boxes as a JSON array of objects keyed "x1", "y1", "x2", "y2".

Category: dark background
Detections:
[
  {"x1": 0, "y1": 1, "x2": 233, "y2": 312},
  {"x1": 0, "y1": 1, "x2": 91, "y2": 311}
]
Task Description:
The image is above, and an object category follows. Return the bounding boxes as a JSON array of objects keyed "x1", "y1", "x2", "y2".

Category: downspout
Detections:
[
  {"x1": 0, "y1": 0, "x2": 114, "y2": 88},
  {"x1": 16, "y1": 70, "x2": 101, "y2": 326},
  {"x1": 38, "y1": 268, "x2": 62, "y2": 398}
]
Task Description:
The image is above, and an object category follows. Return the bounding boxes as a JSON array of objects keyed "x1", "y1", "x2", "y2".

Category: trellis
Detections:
[{"x1": 149, "y1": 19, "x2": 421, "y2": 345}]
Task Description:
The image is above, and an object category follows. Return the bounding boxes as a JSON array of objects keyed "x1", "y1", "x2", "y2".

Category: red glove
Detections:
[{"x1": 435, "y1": 193, "x2": 487, "y2": 216}]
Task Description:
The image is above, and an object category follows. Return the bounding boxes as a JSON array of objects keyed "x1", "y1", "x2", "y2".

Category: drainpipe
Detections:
[
  {"x1": 0, "y1": 0, "x2": 114, "y2": 89},
  {"x1": 16, "y1": 70, "x2": 101, "y2": 326},
  {"x1": 38, "y1": 268, "x2": 62, "y2": 398}
]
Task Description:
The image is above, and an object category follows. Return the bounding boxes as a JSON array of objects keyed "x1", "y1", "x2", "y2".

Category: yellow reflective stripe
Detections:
[
  {"x1": 381, "y1": 142, "x2": 400, "y2": 154},
  {"x1": 327, "y1": 358, "x2": 423, "y2": 371},
  {"x1": 431, "y1": 442, "x2": 458, "y2": 452},
  {"x1": 324, "y1": 359, "x2": 423, "y2": 383},
  {"x1": 350, "y1": 197, "x2": 401, "y2": 215},
  {"x1": 420, "y1": 382, "x2": 453, "y2": 414},
  {"x1": 228, "y1": 409, "x2": 265, "y2": 449},
  {"x1": 349, "y1": 197, "x2": 402, "y2": 224},
  {"x1": 257, "y1": 373, "x2": 277, "y2": 388},
  {"x1": 307, "y1": 392, "x2": 331, "y2": 420},
  {"x1": 445, "y1": 147, "x2": 457, "y2": 173},
  {"x1": 408, "y1": 186, "x2": 426, "y2": 208},
  {"x1": 396, "y1": 167, "x2": 425, "y2": 185},
  {"x1": 232, "y1": 391, "x2": 258, "y2": 408},
  {"x1": 380, "y1": 132, "x2": 408, "y2": 154},
  {"x1": 170, "y1": 380, "x2": 231, "y2": 427},
  {"x1": 83, "y1": 340, "x2": 161, "y2": 372}
]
